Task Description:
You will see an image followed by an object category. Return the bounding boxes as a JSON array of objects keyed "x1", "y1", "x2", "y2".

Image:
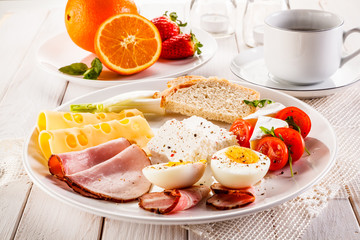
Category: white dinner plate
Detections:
[
  {"x1": 23, "y1": 78, "x2": 336, "y2": 225},
  {"x1": 36, "y1": 28, "x2": 217, "y2": 88},
  {"x1": 230, "y1": 47, "x2": 360, "y2": 98}
]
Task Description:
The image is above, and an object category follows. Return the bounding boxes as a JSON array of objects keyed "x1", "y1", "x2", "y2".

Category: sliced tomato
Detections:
[
  {"x1": 274, "y1": 127, "x2": 305, "y2": 162},
  {"x1": 275, "y1": 106, "x2": 311, "y2": 138},
  {"x1": 255, "y1": 136, "x2": 288, "y2": 171},
  {"x1": 229, "y1": 119, "x2": 256, "y2": 148}
]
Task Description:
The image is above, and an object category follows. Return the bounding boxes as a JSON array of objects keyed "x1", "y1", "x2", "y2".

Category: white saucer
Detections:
[{"x1": 230, "y1": 47, "x2": 360, "y2": 98}]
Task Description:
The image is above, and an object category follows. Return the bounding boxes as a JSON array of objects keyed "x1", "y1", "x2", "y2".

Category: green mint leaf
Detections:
[
  {"x1": 59, "y1": 63, "x2": 88, "y2": 75},
  {"x1": 91, "y1": 58, "x2": 103, "y2": 74},
  {"x1": 83, "y1": 58, "x2": 103, "y2": 80},
  {"x1": 83, "y1": 68, "x2": 98, "y2": 80},
  {"x1": 244, "y1": 99, "x2": 273, "y2": 108}
]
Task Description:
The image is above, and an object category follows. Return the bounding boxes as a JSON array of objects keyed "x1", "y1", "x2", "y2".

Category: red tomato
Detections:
[
  {"x1": 275, "y1": 106, "x2": 311, "y2": 138},
  {"x1": 256, "y1": 136, "x2": 289, "y2": 171},
  {"x1": 274, "y1": 127, "x2": 305, "y2": 162},
  {"x1": 229, "y1": 119, "x2": 255, "y2": 148}
]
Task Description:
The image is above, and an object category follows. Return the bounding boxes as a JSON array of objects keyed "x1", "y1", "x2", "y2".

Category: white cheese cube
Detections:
[{"x1": 148, "y1": 116, "x2": 238, "y2": 164}]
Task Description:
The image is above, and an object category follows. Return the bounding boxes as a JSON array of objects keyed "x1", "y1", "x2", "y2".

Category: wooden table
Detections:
[{"x1": 1, "y1": 0, "x2": 360, "y2": 239}]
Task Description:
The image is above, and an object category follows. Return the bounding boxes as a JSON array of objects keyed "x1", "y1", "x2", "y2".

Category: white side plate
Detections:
[{"x1": 37, "y1": 28, "x2": 217, "y2": 88}]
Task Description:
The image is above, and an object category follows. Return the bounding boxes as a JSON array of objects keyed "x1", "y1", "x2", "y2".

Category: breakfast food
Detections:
[
  {"x1": 142, "y1": 160, "x2": 207, "y2": 189},
  {"x1": 231, "y1": 105, "x2": 311, "y2": 174},
  {"x1": 275, "y1": 106, "x2": 312, "y2": 138},
  {"x1": 211, "y1": 146, "x2": 270, "y2": 189},
  {"x1": 65, "y1": 0, "x2": 138, "y2": 53},
  {"x1": 70, "y1": 91, "x2": 164, "y2": 115},
  {"x1": 64, "y1": 144, "x2": 152, "y2": 202},
  {"x1": 151, "y1": 11, "x2": 186, "y2": 41},
  {"x1": 37, "y1": 109, "x2": 143, "y2": 131},
  {"x1": 248, "y1": 116, "x2": 288, "y2": 149},
  {"x1": 34, "y1": 76, "x2": 314, "y2": 214},
  {"x1": 39, "y1": 115, "x2": 153, "y2": 160},
  {"x1": 160, "y1": 76, "x2": 260, "y2": 123},
  {"x1": 256, "y1": 136, "x2": 289, "y2": 171},
  {"x1": 243, "y1": 102, "x2": 285, "y2": 119},
  {"x1": 139, "y1": 186, "x2": 210, "y2": 214},
  {"x1": 147, "y1": 116, "x2": 238, "y2": 164},
  {"x1": 150, "y1": 12, "x2": 202, "y2": 60},
  {"x1": 48, "y1": 138, "x2": 131, "y2": 180},
  {"x1": 269, "y1": 127, "x2": 305, "y2": 161},
  {"x1": 166, "y1": 75, "x2": 206, "y2": 88},
  {"x1": 161, "y1": 33, "x2": 203, "y2": 59},
  {"x1": 94, "y1": 13, "x2": 162, "y2": 75},
  {"x1": 206, "y1": 183, "x2": 255, "y2": 210}
]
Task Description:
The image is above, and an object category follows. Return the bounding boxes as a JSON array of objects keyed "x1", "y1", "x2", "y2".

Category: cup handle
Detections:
[{"x1": 340, "y1": 28, "x2": 360, "y2": 67}]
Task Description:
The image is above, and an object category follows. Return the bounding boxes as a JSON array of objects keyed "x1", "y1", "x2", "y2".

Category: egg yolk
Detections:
[
  {"x1": 225, "y1": 146, "x2": 259, "y2": 164},
  {"x1": 165, "y1": 159, "x2": 207, "y2": 167}
]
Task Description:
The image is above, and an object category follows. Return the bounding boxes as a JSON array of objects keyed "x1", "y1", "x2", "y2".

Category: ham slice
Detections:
[
  {"x1": 206, "y1": 183, "x2": 255, "y2": 210},
  {"x1": 138, "y1": 186, "x2": 210, "y2": 214},
  {"x1": 64, "y1": 144, "x2": 152, "y2": 202},
  {"x1": 48, "y1": 138, "x2": 131, "y2": 180}
]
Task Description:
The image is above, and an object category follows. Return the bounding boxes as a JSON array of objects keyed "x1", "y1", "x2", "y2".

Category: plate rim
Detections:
[
  {"x1": 230, "y1": 46, "x2": 360, "y2": 93},
  {"x1": 23, "y1": 78, "x2": 337, "y2": 225},
  {"x1": 36, "y1": 29, "x2": 218, "y2": 87}
]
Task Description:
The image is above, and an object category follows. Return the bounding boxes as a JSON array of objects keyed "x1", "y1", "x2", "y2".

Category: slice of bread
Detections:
[
  {"x1": 166, "y1": 75, "x2": 207, "y2": 88},
  {"x1": 160, "y1": 76, "x2": 260, "y2": 123}
]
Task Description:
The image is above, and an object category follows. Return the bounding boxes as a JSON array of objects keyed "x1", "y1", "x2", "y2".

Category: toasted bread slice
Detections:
[{"x1": 160, "y1": 76, "x2": 260, "y2": 123}]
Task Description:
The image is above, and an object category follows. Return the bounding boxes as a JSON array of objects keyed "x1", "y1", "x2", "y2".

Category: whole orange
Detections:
[{"x1": 65, "y1": 0, "x2": 138, "y2": 53}]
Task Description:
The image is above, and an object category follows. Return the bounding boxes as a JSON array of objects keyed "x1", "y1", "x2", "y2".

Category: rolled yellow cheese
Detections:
[
  {"x1": 37, "y1": 109, "x2": 144, "y2": 132},
  {"x1": 38, "y1": 115, "x2": 153, "y2": 160}
]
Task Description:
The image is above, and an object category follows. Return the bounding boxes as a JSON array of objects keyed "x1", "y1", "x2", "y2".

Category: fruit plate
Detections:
[
  {"x1": 23, "y1": 78, "x2": 336, "y2": 225},
  {"x1": 36, "y1": 28, "x2": 217, "y2": 88}
]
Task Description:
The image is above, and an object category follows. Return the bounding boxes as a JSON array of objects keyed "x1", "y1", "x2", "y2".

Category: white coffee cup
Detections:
[{"x1": 264, "y1": 9, "x2": 360, "y2": 85}]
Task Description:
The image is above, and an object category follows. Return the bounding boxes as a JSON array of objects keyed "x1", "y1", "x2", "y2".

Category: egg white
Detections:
[
  {"x1": 211, "y1": 146, "x2": 270, "y2": 189},
  {"x1": 142, "y1": 161, "x2": 207, "y2": 189}
]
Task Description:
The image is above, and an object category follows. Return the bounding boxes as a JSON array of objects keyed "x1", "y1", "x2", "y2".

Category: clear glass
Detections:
[
  {"x1": 242, "y1": 0, "x2": 290, "y2": 47},
  {"x1": 189, "y1": 0, "x2": 237, "y2": 38}
]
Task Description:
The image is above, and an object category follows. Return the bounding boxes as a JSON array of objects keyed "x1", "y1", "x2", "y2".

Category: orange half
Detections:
[{"x1": 94, "y1": 13, "x2": 162, "y2": 75}]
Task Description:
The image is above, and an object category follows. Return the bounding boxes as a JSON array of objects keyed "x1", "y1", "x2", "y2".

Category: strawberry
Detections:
[
  {"x1": 151, "y1": 11, "x2": 187, "y2": 41},
  {"x1": 161, "y1": 33, "x2": 203, "y2": 59}
]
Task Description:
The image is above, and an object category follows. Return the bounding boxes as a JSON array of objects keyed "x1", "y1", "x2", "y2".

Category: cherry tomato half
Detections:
[
  {"x1": 274, "y1": 127, "x2": 305, "y2": 162},
  {"x1": 256, "y1": 136, "x2": 289, "y2": 171},
  {"x1": 275, "y1": 106, "x2": 311, "y2": 138},
  {"x1": 229, "y1": 119, "x2": 256, "y2": 148}
]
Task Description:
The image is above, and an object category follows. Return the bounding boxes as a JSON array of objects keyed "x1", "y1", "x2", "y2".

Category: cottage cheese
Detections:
[{"x1": 148, "y1": 116, "x2": 238, "y2": 164}]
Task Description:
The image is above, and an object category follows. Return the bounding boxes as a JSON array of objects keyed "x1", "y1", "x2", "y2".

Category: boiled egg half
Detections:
[
  {"x1": 142, "y1": 160, "x2": 207, "y2": 189},
  {"x1": 211, "y1": 146, "x2": 270, "y2": 189}
]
